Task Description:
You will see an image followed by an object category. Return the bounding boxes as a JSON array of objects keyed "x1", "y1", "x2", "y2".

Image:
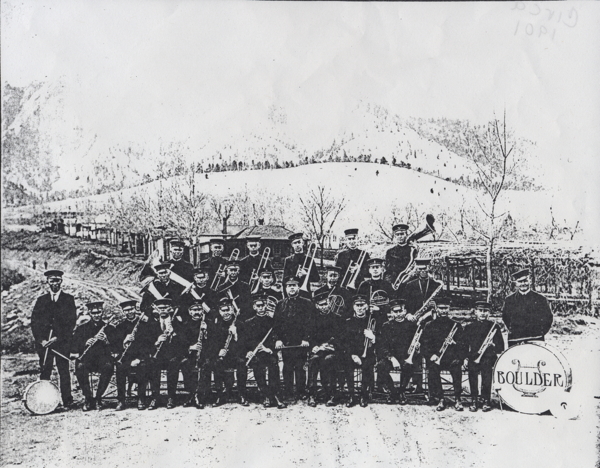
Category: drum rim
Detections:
[{"x1": 22, "y1": 380, "x2": 61, "y2": 415}]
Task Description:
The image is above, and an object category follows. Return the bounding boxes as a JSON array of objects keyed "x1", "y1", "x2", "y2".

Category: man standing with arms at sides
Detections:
[
  {"x1": 31, "y1": 270, "x2": 77, "y2": 409},
  {"x1": 376, "y1": 299, "x2": 418, "y2": 405},
  {"x1": 273, "y1": 277, "x2": 316, "y2": 402},
  {"x1": 283, "y1": 233, "x2": 320, "y2": 299},
  {"x1": 240, "y1": 235, "x2": 272, "y2": 286},
  {"x1": 335, "y1": 228, "x2": 370, "y2": 290},
  {"x1": 313, "y1": 265, "x2": 352, "y2": 318},
  {"x1": 385, "y1": 223, "x2": 418, "y2": 286},
  {"x1": 502, "y1": 269, "x2": 553, "y2": 347},
  {"x1": 72, "y1": 301, "x2": 114, "y2": 411},
  {"x1": 421, "y1": 298, "x2": 466, "y2": 412},
  {"x1": 200, "y1": 238, "x2": 227, "y2": 284},
  {"x1": 464, "y1": 301, "x2": 505, "y2": 412}
]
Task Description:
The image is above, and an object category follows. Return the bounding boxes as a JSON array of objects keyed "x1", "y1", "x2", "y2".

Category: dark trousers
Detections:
[
  {"x1": 426, "y1": 359, "x2": 462, "y2": 400},
  {"x1": 74, "y1": 355, "x2": 114, "y2": 401},
  {"x1": 250, "y1": 352, "x2": 281, "y2": 399},
  {"x1": 281, "y1": 348, "x2": 307, "y2": 396},
  {"x1": 148, "y1": 356, "x2": 182, "y2": 399},
  {"x1": 341, "y1": 355, "x2": 375, "y2": 398},
  {"x1": 468, "y1": 359, "x2": 494, "y2": 402},
  {"x1": 37, "y1": 344, "x2": 72, "y2": 405},
  {"x1": 115, "y1": 358, "x2": 148, "y2": 401},
  {"x1": 213, "y1": 356, "x2": 247, "y2": 397},
  {"x1": 376, "y1": 357, "x2": 414, "y2": 395},
  {"x1": 307, "y1": 351, "x2": 338, "y2": 398}
]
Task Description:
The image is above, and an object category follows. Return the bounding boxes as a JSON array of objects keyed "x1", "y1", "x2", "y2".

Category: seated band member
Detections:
[
  {"x1": 240, "y1": 236, "x2": 273, "y2": 287},
  {"x1": 107, "y1": 300, "x2": 149, "y2": 411},
  {"x1": 339, "y1": 295, "x2": 377, "y2": 408},
  {"x1": 202, "y1": 297, "x2": 248, "y2": 407},
  {"x1": 244, "y1": 294, "x2": 286, "y2": 409},
  {"x1": 216, "y1": 259, "x2": 252, "y2": 321},
  {"x1": 307, "y1": 292, "x2": 342, "y2": 407},
  {"x1": 384, "y1": 223, "x2": 418, "y2": 285},
  {"x1": 178, "y1": 301, "x2": 209, "y2": 409},
  {"x1": 313, "y1": 265, "x2": 352, "y2": 319},
  {"x1": 273, "y1": 277, "x2": 315, "y2": 401},
  {"x1": 72, "y1": 301, "x2": 114, "y2": 411},
  {"x1": 335, "y1": 228, "x2": 370, "y2": 290},
  {"x1": 145, "y1": 298, "x2": 185, "y2": 410},
  {"x1": 502, "y1": 268, "x2": 553, "y2": 347},
  {"x1": 464, "y1": 301, "x2": 505, "y2": 412},
  {"x1": 200, "y1": 238, "x2": 227, "y2": 280},
  {"x1": 421, "y1": 298, "x2": 466, "y2": 412},
  {"x1": 376, "y1": 299, "x2": 418, "y2": 405},
  {"x1": 283, "y1": 233, "x2": 320, "y2": 299},
  {"x1": 179, "y1": 266, "x2": 215, "y2": 322},
  {"x1": 139, "y1": 263, "x2": 184, "y2": 317}
]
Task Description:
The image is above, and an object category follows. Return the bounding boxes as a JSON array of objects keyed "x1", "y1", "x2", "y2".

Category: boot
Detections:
[
  {"x1": 166, "y1": 398, "x2": 176, "y2": 409},
  {"x1": 398, "y1": 392, "x2": 407, "y2": 405},
  {"x1": 345, "y1": 397, "x2": 357, "y2": 408},
  {"x1": 326, "y1": 395, "x2": 336, "y2": 407},
  {"x1": 482, "y1": 401, "x2": 492, "y2": 412},
  {"x1": 183, "y1": 396, "x2": 197, "y2": 408},
  {"x1": 308, "y1": 395, "x2": 317, "y2": 407},
  {"x1": 240, "y1": 395, "x2": 250, "y2": 407},
  {"x1": 212, "y1": 391, "x2": 226, "y2": 408},
  {"x1": 115, "y1": 401, "x2": 126, "y2": 411},
  {"x1": 147, "y1": 398, "x2": 158, "y2": 410},
  {"x1": 274, "y1": 396, "x2": 287, "y2": 409},
  {"x1": 262, "y1": 397, "x2": 272, "y2": 408},
  {"x1": 436, "y1": 399, "x2": 446, "y2": 412},
  {"x1": 454, "y1": 399, "x2": 464, "y2": 412},
  {"x1": 359, "y1": 395, "x2": 368, "y2": 408},
  {"x1": 137, "y1": 398, "x2": 147, "y2": 410},
  {"x1": 83, "y1": 397, "x2": 95, "y2": 412},
  {"x1": 469, "y1": 398, "x2": 478, "y2": 412}
]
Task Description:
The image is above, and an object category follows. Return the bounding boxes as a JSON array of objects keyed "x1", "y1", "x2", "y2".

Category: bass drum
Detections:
[
  {"x1": 22, "y1": 380, "x2": 61, "y2": 415},
  {"x1": 493, "y1": 341, "x2": 572, "y2": 415}
]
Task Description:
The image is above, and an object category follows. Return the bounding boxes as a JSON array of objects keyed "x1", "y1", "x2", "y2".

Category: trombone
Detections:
[
  {"x1": 249, "y1": 247, "x2": 271, "y2": 294},
  {"x1": 341, "y1": 250, "x2": 367, "y2": 290},
  {"x1": 298, "y1": 242, "x2": 317, "y2": 292},
  {"x1": 210, "y1": 248, "x2": 240, "y2": 291}
]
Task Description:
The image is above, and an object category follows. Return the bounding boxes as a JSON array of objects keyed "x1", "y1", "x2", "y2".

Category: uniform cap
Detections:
[
  {"x1": 326, "y1": 265, "x2": 342, "y2": 273},
  {"x1": 193, "y1": 266, "x2": 210, "y2": 275},
  {"x1": 392, "y1": 223, "x2": 409, "y2": 232},
  {"x1": 218, "y1": 297, "x2": 233, "y2": 307},
  {"x1": 86, "y1": 301, "x2": 104, "y2": 309},
  {"x1": 389, "y1": 299, "x2": 406, "y2": 310},
  {"x1": 313, "y1": 291, "x2": 330, "y2": 305},
  {"x1": 353, "y1": 294, "x2": 368, "y2": 304},
  {"x1": 288, "y1": 232, "x2": 304, "y2": 242},
  {"x1": 436, "y1": 296, "x2": 451, "y2": 307},
  {"x1": 209, "y1": 238, "x2": 225, "y2": 245},
  {"x1": 119, "y1": 300, "x2": 138, "y2": 309},
  {"x1": 246, "y1": 235, "x2": 261, "y2": 242},
  {"x1": 226, "y1": 259, "x2": 241, "y2": 267},
  {"x1": 344, "y1": 228, "x2": 359, "y2": 236},
  {"x1": 512, "y1": 269, "x2": 530, "y2": 280},
  {"x1": 44, "y1": 269, "x2": 64, "y2": 278},
  {"x1": 252, "y1": 293, "x2": 268, "y2": 304},
  {"x1": 188, "y1": 300, "x2": 205, "y2": 310},
  {"x1": 284, "y1": 277, "x2": 300, "y2": 285},
  {"x1": 367, "y1": 258, "x2": 385, "y2": 266},
  {"x1": 154, "y1": 263, "x2": 172, "y2": 271},
  {"x1": 153, "y1": 298, "x2": 173, "y2": 307},
  {"x1": 415, "y1": 258, "x2": 432, "y2": 266},
  {"x1": 475, "y1": 301, "x2": 492, "y2": 310},
  {"x1": 258, "y1": 267, "x2": 274, "y2": 276},
  {"x1": 169, "y1": 239, "x2": 185, "y2": 248}
]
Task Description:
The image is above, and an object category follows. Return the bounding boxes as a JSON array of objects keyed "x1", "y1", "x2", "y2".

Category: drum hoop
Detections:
[{"x1": 23, "y1": 380, "x2": 61, "y2": 415}]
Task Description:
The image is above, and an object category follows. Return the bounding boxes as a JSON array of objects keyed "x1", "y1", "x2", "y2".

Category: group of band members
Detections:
[{"x1": 31, "y1": 227, "x2": 554, "y2": 413}]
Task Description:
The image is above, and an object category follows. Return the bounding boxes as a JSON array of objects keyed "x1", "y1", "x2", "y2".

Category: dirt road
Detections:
[{"x1": 2, "y1": 324, "x2": 599, "y2": 468}]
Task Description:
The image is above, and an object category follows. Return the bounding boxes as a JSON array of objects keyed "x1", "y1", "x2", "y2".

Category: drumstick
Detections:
[
  {"x1": 43, "y1": 330, "x2": 53, "y2": 367},
  {"x1": 51, "y1": 349, "x2": 74, "y2": 363}
]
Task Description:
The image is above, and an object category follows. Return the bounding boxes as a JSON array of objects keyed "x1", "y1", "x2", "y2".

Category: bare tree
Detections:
[
  {"x1": 370, "y1": 202, "x2": 424, "y2": 241},
  {"x1": 209, "y1": 195, "x2": 237, "y2": 235},
  {"x1": 461, "y1": 111, "x2": 528, "y2": 301},
  {"x1": 298, "y1": 185, "x2": 347, "y2": 266}
]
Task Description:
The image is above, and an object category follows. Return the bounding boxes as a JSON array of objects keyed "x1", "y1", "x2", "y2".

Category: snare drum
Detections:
[
  {"x1": 22, "y1": 380, "x2": 61, "y2": 415},
  {"x1": 493, "y1": 341, "x2": 572, "y2": 415}
]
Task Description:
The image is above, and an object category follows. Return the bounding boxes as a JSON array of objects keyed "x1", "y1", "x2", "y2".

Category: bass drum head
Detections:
[
  {"x1": 23, "y1": 380, "x2": 61, "y2": 415},
  {"x1": 493, "y1": 342, "x2": 572, "y2": 415}
]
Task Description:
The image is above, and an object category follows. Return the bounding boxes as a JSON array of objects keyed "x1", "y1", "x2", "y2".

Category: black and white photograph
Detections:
[{"x1": 1, "y1": 1, "x2": 599, "y2": 467}]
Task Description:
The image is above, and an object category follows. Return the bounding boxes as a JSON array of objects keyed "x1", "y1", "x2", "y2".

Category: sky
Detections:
[{"x1": 2, "y1": 1, "x2": 600, "y2": 237}]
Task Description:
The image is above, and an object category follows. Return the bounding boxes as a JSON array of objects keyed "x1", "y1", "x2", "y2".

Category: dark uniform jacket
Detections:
[
  {"x1": 283, "y1": 253, "x2": 320, "y2": 296},
  {"x1": 178, "y1": 285, "x2": 215, "y2": 322},
  {"x1": 31, "y1": 291, "x2": 77, "y2": 353},
  {"x1": 141, "y1": 316, "x2": 188, "y2": 361},
  {"x1": 377, "y1": 319, "x2": 418, "y2": 361},
  {"x1": 200, "y1": 256, "x2": 227, "y2": 279},
  {"x1": 502, "y1": 290, "x2": 553, "y2": 344},
  {"x1": 107, "y1": 319, "x2": 137, "y2": 357},
  {"x1": 335, "y1": 248, "x2": 370, "y2": 289},
  {"x1": 140, "y1": 279, "x2": 185, "y2": 316},
  {"x1": 463, "y1": 320, "x2": 505, "y2": 363},
  {"x1": 312, "y1": 283, "x2": 353, "y2": 318},
  {"x1": 272, "y1": 296, "x2": 316, "y2": 346},
  {"x1": 239, "y1": 253, "x2": 273, "y2": 286},
  {"x1": 178, "y1": 318, "x2": 205, "y2": 360},
  {"x1": 398, "y1": 276, "x2": 443, "y2": 316},
  {"x1": 340, "y1": 316, "x2": 374, "y2": 359},
  {"x1": 243, "y1": 315, "x2": 275, "y2": 354},
  {"x1": 71, "y1": 319, "x2": 112, "y2": 359},
  {"x1": 215, "y1": 279, "x2": 252, "y2": 321},
  {"x1": 204, "y1": 315, "x2": 244, "y2": 360},
  {"x1": 310, "y1": 312, "x2": 342, "y2": 351},
  {"x1": 384, "y1": 243, "x2": 416, "y2": 284},
  {"x1": 357, "y1": 278, "x2": 395, "y2": 327},
  {"x1": 421, "y1": 316, "x2": 465, "y2": 366}
]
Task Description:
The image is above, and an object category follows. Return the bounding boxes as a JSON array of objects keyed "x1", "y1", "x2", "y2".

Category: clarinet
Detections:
[
  {"x1": 78, "y1": 320, "x2": 117, "y2": 361},
  {"x1": 117, "y1": 314, "x2": 145, "y2": 364}
]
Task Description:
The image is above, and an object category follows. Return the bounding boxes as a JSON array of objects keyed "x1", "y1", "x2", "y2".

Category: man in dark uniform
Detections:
[
  {"x1": 252, "y1": 267, "x2": 284, "y2": 316},
  {"x1": 72, "y1": 302, "x2": 114, "y2": 411},
  {"x1": 313, "y1": 265, "x2": 352, "y2": 318},
  {"x1": 307, "y1": 291, "x2": 342, "y2": 407},
  {"x1": 244, "y1": 294, "x2": 286, "y2": 409},
  {"x1": 357, "y1": 258, "x2": 395, "y2": 326},
  {"x1": 202, "y1": 297, "x2": 248, "y2": 407},
  {"x1": 502, "y1": 268, "x2": 553, "y2": 347},
  {"x1": 140, "y1": 239, "x2": 195, "y2": 284},
  {"x1": 30, "y1": 270, "x2": 77, "y2": 408},
  {"x1": 384, "y1": 223, "x2": 418, "y2": 287},
  {"x1": 177, "y1": 301, "x2": 209, "y2": 409},
  {"x1": 376, "y1": 299, "x2": 418, "y2": 405},
  {"x1": 144, "y1": 298, "x2": 186, "y2": 410},
  {"x1": 339, "y1": 295, "x2": 377, "y2": 407},
  {"x1": 464, "y1": 301, "x2": 505, "y2": 412},
  {"x1": 201, "y1": 238, "x2": 227, "y2": 289},
  {"x1": 178, "y1": 266, "x2": 215, "y2": 323},
  {"x1": 283, "y1": 233, "x2": 320, "y2": 298},
  {"x1": 273, "y1": 277, "x2": 316, "y2": 401},
  {"x1": 140, "y1": 263, "x2": 184, "y2": 317},
  {"x1": 335, "y1": 228, "x2": 370, "y2": 290},
  {"x1": 215, "y1": 259, "x2": 252, "y2": 322},
  {"x1": 421, "y1": 298, "x2": 466, "y2": 411},
  {"x1": 106, "y1": 300, "x2": 149, "y2": 411},
  {"x1": 240, "y1": 236, "x2": 273, "y2": 289}
]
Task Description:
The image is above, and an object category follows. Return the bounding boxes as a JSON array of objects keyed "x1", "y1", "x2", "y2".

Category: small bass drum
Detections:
[
  {"x1": 22, "y1": 380, "x2": 61, "y2": 415},
  {"x1": 493, "y1": 341, "x2": 572, "y2": 415}
]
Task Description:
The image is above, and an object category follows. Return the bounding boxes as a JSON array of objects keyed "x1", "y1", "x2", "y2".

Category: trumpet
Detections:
[
  {"x1": 434, "y1": 322, "x2": 458, "y2": 365},
  {"x1": 249, "y1": 247, "x2": 271, "y2": 294},
  {"x1": 210, "y1": 248, "x2": 240, "y2": 291},
  {"x1": 341, "y1": 250, "x2": 367, "y2": 290},
  {"x1": 405, "y1": 324, "x2": 424, "y2": 365},
  {"x1": 298, "y1": 242, "x2": 317, "y2": 292},
  {"x1": 473, "y1": 324, "x2": 498, "y2": 364}
]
